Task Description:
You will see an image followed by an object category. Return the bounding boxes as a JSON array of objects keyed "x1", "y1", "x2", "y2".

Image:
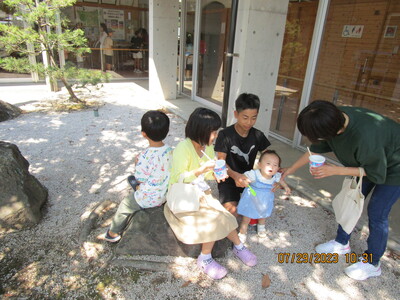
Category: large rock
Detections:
[
  {"x1": 0, "y1": 100, "x2": 22, "y2": 122},
  {"x1": 0, "y1": 142, "x2": 48, "y2": 231},
  {"x1": 116, "y1": 205, "x2": 232, "y2": 258}
]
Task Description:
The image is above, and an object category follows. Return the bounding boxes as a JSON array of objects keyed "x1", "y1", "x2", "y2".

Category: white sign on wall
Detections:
[
  {"x1": 103, "y1": 9, "x2": 124, "y2": 40},
  {"x1": 342, "y1": 25, "x2": 364, "y2": 38}
]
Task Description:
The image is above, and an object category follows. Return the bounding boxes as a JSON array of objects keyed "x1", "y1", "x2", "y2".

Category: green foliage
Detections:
[
  {"x1": 0, "y1": 0, "x2": 108, "y2": 103},
  {"x1": 64, "y1": 63, "x2": 111, "y2": 89},
  {"x1": 0, "y1": 57, "x2": 34, "y2": 73}
]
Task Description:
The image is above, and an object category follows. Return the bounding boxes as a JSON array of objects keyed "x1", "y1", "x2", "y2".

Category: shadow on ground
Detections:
[{"x1": 0, "y1": 87, "x2": 399, "y2": 299}]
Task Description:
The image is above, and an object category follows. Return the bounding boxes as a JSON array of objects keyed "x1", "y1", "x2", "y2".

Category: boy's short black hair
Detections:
[
  {"x1": 259, "y1": 149, "x2": 281, "y2": 167},
  {"x1": 141, "y1": 110, "x2": 170, "y2": 142},
  {"x1": 235, "y1": 93, "x2": 260, "y2": 112},
  {"x1": 297, "y1": 100, "x2": 345, "y2": 143},
  {"x1": 185, "y1": 107, "x2": 221, "y2": 146}
]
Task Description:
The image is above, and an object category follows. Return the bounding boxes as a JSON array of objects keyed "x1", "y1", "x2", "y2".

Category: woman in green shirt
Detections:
[{"x1": 283, "y1": 100, "x2": 400, "y2": 281}]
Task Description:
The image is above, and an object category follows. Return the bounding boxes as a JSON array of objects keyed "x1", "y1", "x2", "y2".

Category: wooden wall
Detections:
[{"x1": 311, "y1": 0, "x2": 400, "y2": 121}]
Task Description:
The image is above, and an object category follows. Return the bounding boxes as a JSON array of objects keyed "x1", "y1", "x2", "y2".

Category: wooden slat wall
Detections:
[{"x1": 309, "y1": 0, "x2": 400, "y2": 121}]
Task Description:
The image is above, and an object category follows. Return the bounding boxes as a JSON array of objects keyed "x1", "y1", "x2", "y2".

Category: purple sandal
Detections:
[
  {"x1": 197, "y1": 257, "x2": 227, "y2": 280},
  {"x1": 233, "y1": 246, "x2": 257, "y2": 267}
]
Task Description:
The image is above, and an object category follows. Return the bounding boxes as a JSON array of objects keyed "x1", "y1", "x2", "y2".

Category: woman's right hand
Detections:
[
  {"x1": 281, "y1": 152, "x2": 310, "y2": 180},
  {"x1": 281, "y1": 166, "x2": 295, "y2": 181}
]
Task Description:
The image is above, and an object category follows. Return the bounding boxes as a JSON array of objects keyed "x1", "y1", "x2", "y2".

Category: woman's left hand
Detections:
[{"x1": 310, "y1": 164, "x2": 339, "y2": 179}]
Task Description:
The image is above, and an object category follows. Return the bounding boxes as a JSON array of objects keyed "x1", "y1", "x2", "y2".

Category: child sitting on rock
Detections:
[{"x1": 104, "y1": 110, "x2": 173, "y2": 242}]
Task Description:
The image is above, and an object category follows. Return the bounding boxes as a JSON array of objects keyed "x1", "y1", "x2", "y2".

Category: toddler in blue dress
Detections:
[{"x1": 237, "y1": 150, "x2": 291, "y2": 242}]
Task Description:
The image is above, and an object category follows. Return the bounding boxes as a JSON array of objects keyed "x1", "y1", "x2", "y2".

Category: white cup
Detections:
[
  {"x1": 214, "y1": 159, "x2": 227, "y2": 179},
  {"x1": 309, "y1": 155, "x2": 326, "y2": 168}
]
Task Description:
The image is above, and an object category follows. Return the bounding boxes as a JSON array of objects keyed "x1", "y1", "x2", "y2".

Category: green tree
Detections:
[{"x1": 0, "y1": 0, "x2": 109, "y2": 103}]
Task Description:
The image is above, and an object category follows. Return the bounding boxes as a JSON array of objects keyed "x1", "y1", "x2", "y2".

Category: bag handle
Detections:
[
  {"x1": 177, "y1": 171, "x2": 194, "y2": 183},
  {"x1": 356, "y1": 167, "x2": 364, "y2": 189},
  {"x1": 358, "y1": 167, "x2": 364, "y2": 177}
]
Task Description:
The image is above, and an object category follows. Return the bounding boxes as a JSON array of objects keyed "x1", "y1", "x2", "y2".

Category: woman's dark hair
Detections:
[
  {"x1": 141, "y1": 110, "x2": 170, "y2": 142},
  {"x1": 259, "y1": 150, "x2": 281, "y2": 167},
  {"x1": 235, "y1": 93, "x2": 260, "y2": 112},
  {"x1": 185, "y1": 107, "x2": 221, "y2": 146},
  {"x1": 297, "y1": 100, "x2": 346, "y2": 143}
]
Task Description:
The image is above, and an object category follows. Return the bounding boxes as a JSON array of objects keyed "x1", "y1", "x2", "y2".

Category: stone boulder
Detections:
[
  {"x1": 0, "y1": 100, "x2": 22, "y2": 122},
  {"x1": 116, "y1": 205, "x2": 232, "y2": 258},
  {"x1": 0, "y1": 141, "x2": 48, "y2": 231}
]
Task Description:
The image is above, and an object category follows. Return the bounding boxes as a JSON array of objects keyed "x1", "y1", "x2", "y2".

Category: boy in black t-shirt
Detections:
[{"x1": 215, "y1": 93, "x2": 271, "y2": 216}]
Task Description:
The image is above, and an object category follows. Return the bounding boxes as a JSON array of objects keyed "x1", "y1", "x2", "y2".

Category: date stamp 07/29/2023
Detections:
[{"x1": 277, "y1": 252, "x2": 373, "y2": 264}]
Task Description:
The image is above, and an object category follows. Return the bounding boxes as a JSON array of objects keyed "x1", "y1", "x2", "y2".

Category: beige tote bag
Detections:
[
  {"x1": 166, "y1": 173, "x2": 202, "y2": 214},
  {"x1": 332, "y1": 167, "x2": 365, "y2": 234}
]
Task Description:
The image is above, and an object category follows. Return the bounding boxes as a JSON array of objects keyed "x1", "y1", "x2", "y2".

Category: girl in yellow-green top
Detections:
[{"x1": 164, "y1": 108, "x2": 257, "y2": 280}]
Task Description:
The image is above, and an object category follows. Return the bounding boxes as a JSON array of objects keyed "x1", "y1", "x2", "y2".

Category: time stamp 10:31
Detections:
[{"x1": 277, "y1": 252, "x2": 373, "y2": 264}]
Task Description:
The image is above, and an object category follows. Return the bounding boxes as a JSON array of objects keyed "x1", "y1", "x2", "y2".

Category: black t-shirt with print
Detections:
[{"x1": 214, "y1": 124, "x2": 271, "y2": 175}]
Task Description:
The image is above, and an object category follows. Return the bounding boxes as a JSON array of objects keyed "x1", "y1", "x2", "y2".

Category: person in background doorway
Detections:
[
  {"x1": 131, "y1": 29, "x2": 144, "y2": 73},
  {"x1": 97, "y1": 23, "x2": 108, "y2": 71},
  {"x1": 103, "y1": 29, "x2": 114, "y2": 71},
  {"x1": 138, "y1": 28, "x2": 148, "y2": 72}
]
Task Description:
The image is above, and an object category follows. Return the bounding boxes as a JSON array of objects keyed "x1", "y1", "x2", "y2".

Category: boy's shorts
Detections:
[
  {"x1": 218, "y1": 178, "x2": 244, "y2": 204},
  {"x1": 132, "y1": 52, "x2": 143, "y2": 59},
  {"x1": 105, "y1": 55, "x2": 113, "y2": 64}
]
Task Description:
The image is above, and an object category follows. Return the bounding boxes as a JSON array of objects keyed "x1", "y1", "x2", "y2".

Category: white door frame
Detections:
[
  {"x1": 179, "y1": 0, "x2": 224, "y2": 113},
  {"x1": 292, "y1": 0, "x2": 330, "y2": 149}
]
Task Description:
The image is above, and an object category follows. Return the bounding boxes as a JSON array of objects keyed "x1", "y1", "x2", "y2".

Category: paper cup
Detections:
[
  {"x1": 309, "y1": 155, "x2": 325, "y2": 168},
  {"x1": 214, "y1": 159, "x2": 227, "y2": 179}
]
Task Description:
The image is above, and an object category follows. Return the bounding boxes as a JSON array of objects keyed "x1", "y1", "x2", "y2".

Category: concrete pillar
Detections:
[
  {"x1": 149, "y1": 0, "x2": 179, "y2": 101},
  {"x1": 227, "y1": 0, "x2": 289, "y2": 133}
]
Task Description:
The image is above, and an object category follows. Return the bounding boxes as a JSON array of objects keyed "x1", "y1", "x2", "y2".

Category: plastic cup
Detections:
[
  {"x1": 214, "y1": 159, "x2": 227, "y2": 179},
  {"x1": 309, "y1": 155, "x2": 326, "y2": 168}
]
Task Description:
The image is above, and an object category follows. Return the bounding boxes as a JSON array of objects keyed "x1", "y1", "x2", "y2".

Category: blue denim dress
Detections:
[{"x1": 237, "y1": 170, "x2": 280, "y2": 219}]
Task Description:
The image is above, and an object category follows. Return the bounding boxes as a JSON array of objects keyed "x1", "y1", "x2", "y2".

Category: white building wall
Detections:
[
  {"x1": 227, "y1": 0, "x2": 289, "y2": 133},
  {"x1": 149, "y1": 0, "x2": 179, "y2": 101}
]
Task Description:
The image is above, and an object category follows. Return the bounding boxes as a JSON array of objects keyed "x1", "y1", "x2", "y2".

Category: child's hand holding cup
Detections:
[{"x1": 214, "y1": 159, "x2": 228, "y2": 181}]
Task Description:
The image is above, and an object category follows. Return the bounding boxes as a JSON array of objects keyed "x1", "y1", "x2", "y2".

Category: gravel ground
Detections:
[{"x1": 0, "y1": 82, "x2": 399, "y2": 299}]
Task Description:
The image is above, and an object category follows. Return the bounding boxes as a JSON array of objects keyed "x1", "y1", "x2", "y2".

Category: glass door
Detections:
[
  {"x1": 182, "y1": 0, "x2": 196, "y2": 96},
  {"x1": 270, "y1": 0, "x2": 319, "y2": 141},
  {"x1": 195, "y1": 1, "x2": 230, "y2": 105}
]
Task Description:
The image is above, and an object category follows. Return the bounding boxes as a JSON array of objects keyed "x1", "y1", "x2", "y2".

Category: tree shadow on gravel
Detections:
[{"x1": 0, "y1": 102, "x2": 185, "y2": 298}]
